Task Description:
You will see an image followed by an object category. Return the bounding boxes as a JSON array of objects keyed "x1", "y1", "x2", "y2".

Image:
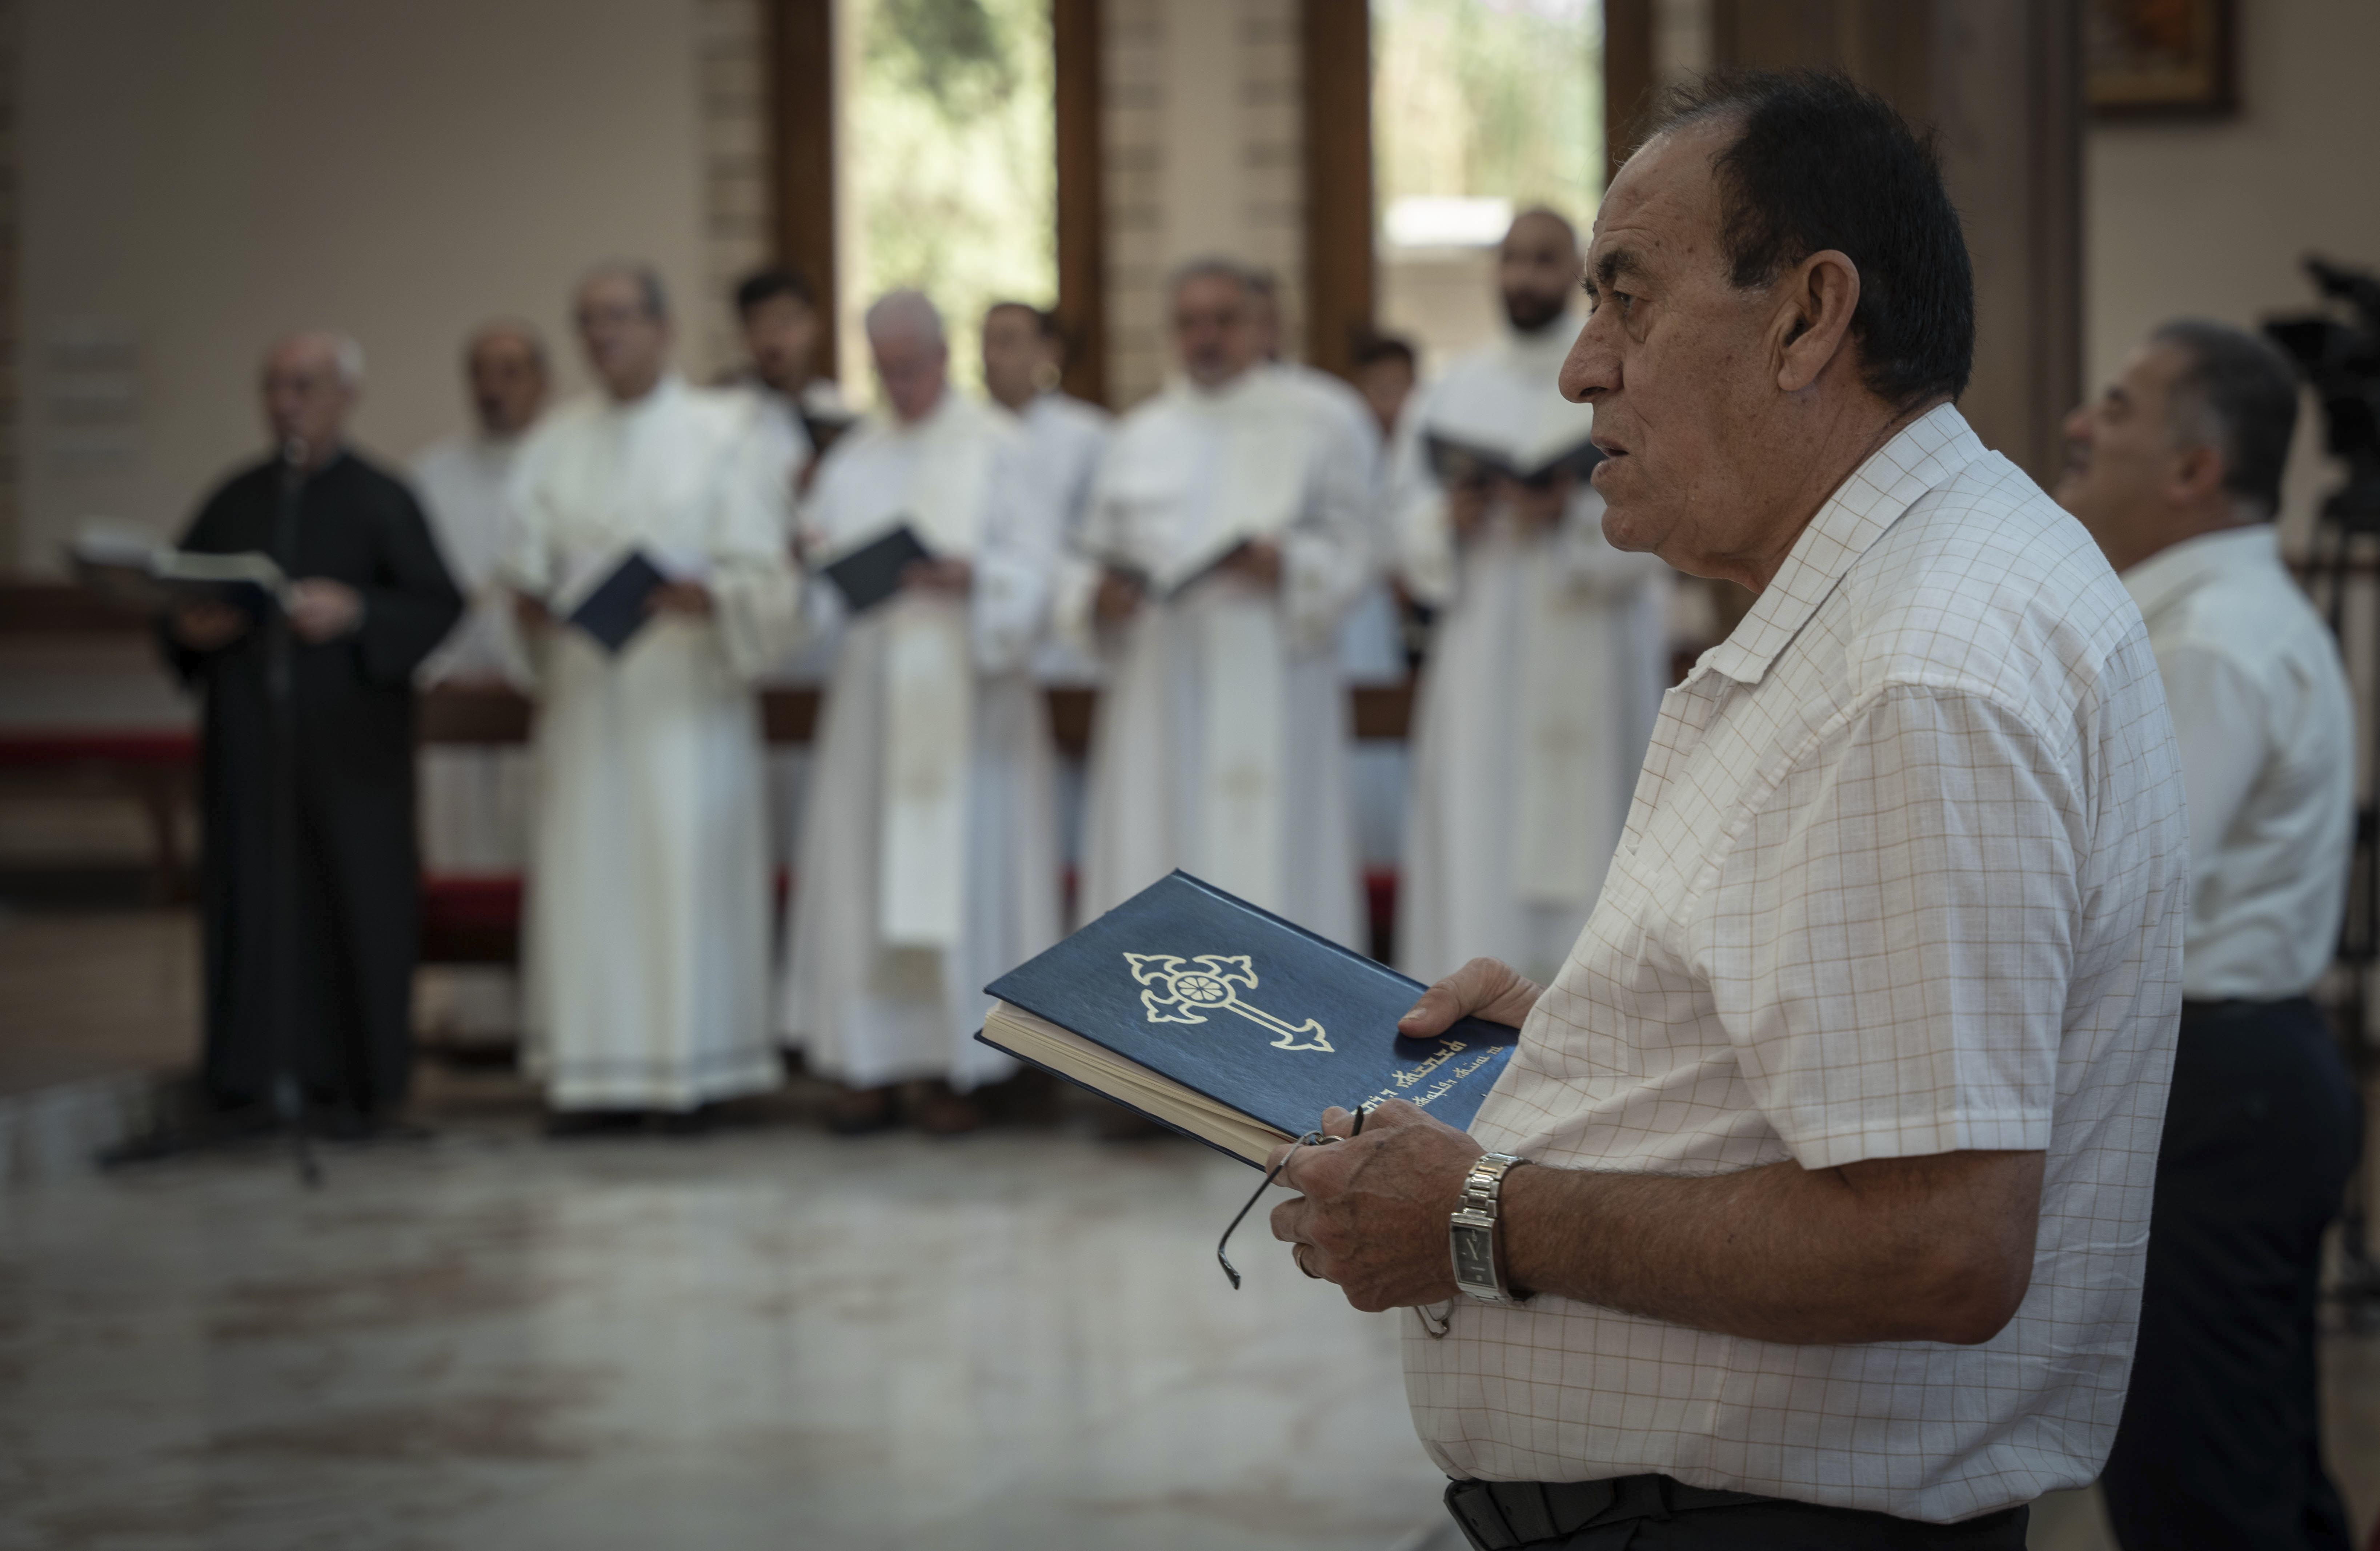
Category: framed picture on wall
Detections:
[{"x1": 2087, "y1": 0, "x2": 2238, "y2": 118}]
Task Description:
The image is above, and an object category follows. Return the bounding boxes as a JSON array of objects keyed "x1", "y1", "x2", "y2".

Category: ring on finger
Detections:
[{"x1": 1293, "y1": 1243, "x2": 1322, "y2": 1280}]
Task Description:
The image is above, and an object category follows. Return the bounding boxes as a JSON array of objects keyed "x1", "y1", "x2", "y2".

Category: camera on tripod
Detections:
[{"x1": 2265, "y1": 256, "x2": 2380, "y2": 529}]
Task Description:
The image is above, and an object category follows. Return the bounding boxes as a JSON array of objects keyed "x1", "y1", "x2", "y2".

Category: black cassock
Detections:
[{"x1": 163, "y1": 451, "x2": 462, "y2": 1118}]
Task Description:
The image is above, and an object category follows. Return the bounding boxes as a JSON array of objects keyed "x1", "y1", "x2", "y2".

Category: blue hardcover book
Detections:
[{"x1": 977, "y1": 871, "x2": 1520, "y2": 1167}]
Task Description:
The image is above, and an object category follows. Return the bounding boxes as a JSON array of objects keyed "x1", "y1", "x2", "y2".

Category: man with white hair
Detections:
[
  {"x1": 782, "y1": 290, "x2": 1065, "y2": 1134},
  {"x1": 1066, "y1": 259, "x2": 1374, "y2": 945},
  {"x1": 502, "y1": 263, "x2": 801, "y2": 1133},
  {"x1": 163, "y1": 331, "x2": 463, "y2": 1130}
]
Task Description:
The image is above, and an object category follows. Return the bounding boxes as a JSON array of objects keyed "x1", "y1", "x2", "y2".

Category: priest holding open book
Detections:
[
  {"x1": 780, "y1": 290, "x2": 1065, "y2": 1135},
  {"x1": 1237, "y1": 75, "x2": 2187, "y2": 1546},
  {"x1": 162, "y1": 331, "x2": 462, "y2": 1129},
  {"x1": 499, "y1": 263, "x2": 800, "y2": 1132}
]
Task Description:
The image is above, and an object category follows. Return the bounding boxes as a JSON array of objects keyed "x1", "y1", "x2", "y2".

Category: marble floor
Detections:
[
  {"x1": 3, "y1": 909, "x2": 2377, "y2": 1550},
  {"x1": 2, "y1": 1100, "x2": 1461, "y2": 1551}
]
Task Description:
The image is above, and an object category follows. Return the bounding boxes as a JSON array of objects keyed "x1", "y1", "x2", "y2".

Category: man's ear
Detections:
[
  {"x1": 2171, "y1": 441, "x2": 2228, "y2": 506},
  {"x1": 1774, "y1": 250, "x2": 1862, "y2": 395}
]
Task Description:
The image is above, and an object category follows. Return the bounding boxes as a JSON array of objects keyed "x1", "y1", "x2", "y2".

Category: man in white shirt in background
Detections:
[
  {"x1": 1270, "y1": 72, "x2": 2184, "y2": 1546},
  {"x1": 502, "y1": 263, "x2": 801, "y2": 1134},
  {"x1": 782, "y1": 292, "x2": 1065, "y2": 1136},
  {"x1": 410, "y1": 322, "x2": 548, "y2": 1045},
  {"x1": 1065, "y1": 258, "x2": 1373, "y2": 946},
  {"x1": 1391, "y1": 208, "x2": 1672, "y2": 986},
  {"x1": 2057, "y1": 318, "x2": 2360, "y2": 1551}
]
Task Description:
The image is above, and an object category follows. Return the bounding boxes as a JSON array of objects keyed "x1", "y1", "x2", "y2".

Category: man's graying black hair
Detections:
[
  {"x1": 2151, "y1": 318, "x2": 2301, "y2": 520},
  {"x1": 1651, "y1": 70, "x2": 1974, "y2": 410}
]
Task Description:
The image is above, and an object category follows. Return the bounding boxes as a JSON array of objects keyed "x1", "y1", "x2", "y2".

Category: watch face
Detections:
[{"x1": 1452, "y1": 1222, "x2": 1496, "y2": 1287}]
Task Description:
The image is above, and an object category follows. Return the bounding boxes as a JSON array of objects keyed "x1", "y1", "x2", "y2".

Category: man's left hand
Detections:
[
  {"x1": 1269, "y1": 1098, "x2": 1484, "y2": 1311},
  {"x1": 288, "y1": 579, "x2": 363, "y2": 642}
]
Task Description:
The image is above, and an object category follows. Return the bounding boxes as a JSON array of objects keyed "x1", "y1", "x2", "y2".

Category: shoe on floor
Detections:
[
  {"x1": 827, "y1": 1086, "x2": 901, "y2": 1136},
  {"x1": 544, "y1": 1108, "x2": 646, "y2": 1139}
]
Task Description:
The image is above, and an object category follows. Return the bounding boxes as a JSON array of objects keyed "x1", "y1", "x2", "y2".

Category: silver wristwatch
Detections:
[{"x1": 1449, "y1": 1152, "x2": 1531, "y2": 1306}]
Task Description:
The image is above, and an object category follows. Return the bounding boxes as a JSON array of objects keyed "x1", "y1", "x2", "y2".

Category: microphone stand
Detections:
[{"x1": 266, "y1": 438, "x2": 322, "y2": 1188}]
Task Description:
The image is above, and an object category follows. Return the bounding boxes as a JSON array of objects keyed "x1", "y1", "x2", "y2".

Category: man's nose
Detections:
[{"x1": 1559, "y1": 318, "x2": 1615, "y2": 405}]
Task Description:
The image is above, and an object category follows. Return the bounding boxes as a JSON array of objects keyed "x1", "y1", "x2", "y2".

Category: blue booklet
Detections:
[
  {"x1": 566, "y1": 550, "x2": 670, "y2": 653},
  {"x1": 978, "y1": 871, "x2": 1520, "y2": 1166}
]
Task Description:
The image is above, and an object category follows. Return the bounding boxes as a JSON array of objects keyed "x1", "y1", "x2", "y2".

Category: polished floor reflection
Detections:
[
  {"x1": 3, "y1": 909, "x2": 2377, "y2": 1550},
  {"x1": 1, "y1": 1089, "x2": 1455, "y2": 1551}
]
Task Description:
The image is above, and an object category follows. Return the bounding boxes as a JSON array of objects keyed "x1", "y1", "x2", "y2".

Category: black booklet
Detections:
[
  {"x1": 1426, "y1": 431, "x2": 1604, "y2": 492},
  {"x1": 820, "y1": 523, "x2": 931, "y2": 614},
  {"x1": 566, "y1": 550, "x2": 671, "y2": 653},
  {"x1": 978, "y1": 871, "x2": 1520, "y2": 1166}
]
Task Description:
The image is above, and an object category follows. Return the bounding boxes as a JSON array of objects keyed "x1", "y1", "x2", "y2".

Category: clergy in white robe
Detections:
[
  {"x1": 781, "y1": 292, "x2": 1065, "y2": 1119},
  {"x1": 410, "y1": 322, "x2": 548, "y2": 1040},
  {"x1": 1392, "y1": 210, "x2": 1672, "y2": 985},
  {"x1": 734, "y1": 265, "x2": 850, "y2": 695},
  {"x1": 982, "y1": 300, "x2": 1113, "y2": 686},
  {"x1": 500, "y1": 265, "x2": 800, "y2": 1122},
  {"x1": 1063, "y1": 260, "x2": 1374, "y2": 947}
]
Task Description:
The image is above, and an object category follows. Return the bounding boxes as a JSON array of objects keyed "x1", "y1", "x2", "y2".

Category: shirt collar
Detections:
[
  {"x1": 1697, "y1": 402, "x2": 1989, "y2": 687},
  {"x1": 2121, "y1": 523, "x2": 2280, "y2": 623}
]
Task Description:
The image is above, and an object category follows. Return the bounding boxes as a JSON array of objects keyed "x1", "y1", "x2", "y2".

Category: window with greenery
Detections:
[
  {"x1": 845, "y1": 0, "x2": 1056, "y2": 398},
  {"x1": 1372, "y1": 0, "x2": 1603, "y2": 247}
]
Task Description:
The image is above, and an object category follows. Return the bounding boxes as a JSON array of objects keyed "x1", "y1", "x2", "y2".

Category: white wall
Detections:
[
  {"x1": 2084, "y1": 0, "x2": 2380, "y2": 538},
  {"x1": 16, "y1": 0, "x2": 725, "y2": 571}
]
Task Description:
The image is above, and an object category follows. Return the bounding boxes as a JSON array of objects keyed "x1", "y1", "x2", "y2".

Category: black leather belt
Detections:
[{"x1": 1445, "y1": 1474, "x2": 1767, "y2": 1549}]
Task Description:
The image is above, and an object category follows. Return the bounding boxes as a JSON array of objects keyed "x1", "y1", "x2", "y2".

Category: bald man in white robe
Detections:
[
  {"x1": 411, "y1": 323, "x2": 546, "y2": 1041},
  {"x1": 1063, "y1": 261, "x2": 1373, "y2": 945},
  {"x1": 1392, "y1": 209, "x2": 1672, "y2": 984},
  {"x1": 501, "y1": 265, "x2": 800, "y2": 1128},
  {"x1": 782, "y1": 292, "x2": 1066, "y2": 1133}
]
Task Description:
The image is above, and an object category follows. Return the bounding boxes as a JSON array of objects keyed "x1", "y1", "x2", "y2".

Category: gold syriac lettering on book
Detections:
[{"x1": 1123, "y1": 953, "x2": 1334, "y2": 1053}]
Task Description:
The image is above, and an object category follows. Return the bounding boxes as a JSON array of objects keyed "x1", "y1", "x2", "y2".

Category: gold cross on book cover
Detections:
[{"x1": 978, "y1": 872, "x2": 1519, "y2": 1165}]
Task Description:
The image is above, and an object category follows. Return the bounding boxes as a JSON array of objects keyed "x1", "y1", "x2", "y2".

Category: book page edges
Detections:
[{"x1": 981, "y1": 1001, "x2": 1292, "y2": 1166}]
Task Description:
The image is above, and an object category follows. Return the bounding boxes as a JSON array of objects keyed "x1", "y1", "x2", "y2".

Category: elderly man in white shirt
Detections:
[
  {"x1": 2057, "y1": 319, "x2": 2359, "y2": 1551},
  {"x1": 1266, "y1": 73, "x2": 2185, "y2": 1547}
]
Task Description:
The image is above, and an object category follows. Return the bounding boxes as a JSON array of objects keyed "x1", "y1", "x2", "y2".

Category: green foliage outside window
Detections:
[
  {"x1": 850, "y1": 0, "x2": 1055, "y2": 397},
  {"x1": 1373, "y1": 0, "x2": 1603, "y2": 228}
]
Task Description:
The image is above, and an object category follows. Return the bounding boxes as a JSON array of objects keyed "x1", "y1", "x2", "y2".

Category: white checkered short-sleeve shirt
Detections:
[{"x1": 1403, "y1": 405, "x2": 2188, "y2": 1523}]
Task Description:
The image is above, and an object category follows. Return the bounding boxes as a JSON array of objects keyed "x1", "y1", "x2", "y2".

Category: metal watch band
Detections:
[{"x1": 1449, "y1": 1152, "x2": 1531, "y2": 1306}]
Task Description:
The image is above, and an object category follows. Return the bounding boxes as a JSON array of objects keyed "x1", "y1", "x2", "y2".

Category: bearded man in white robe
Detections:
[
  {"x1": 410, "y1": 322, "x2": 547, "y2": 1041},
  {"x1": 1064, "y1": 260, "x2": 1373, "y2": 945},
  {"x1": 1393, "y1": 209, "x2": 1673, "y2": 985},
  {"x1": 501, "y1": 264, "x2": 800, "y2": 1130},
  {"x1": 781, "y1": 292, "x2": 1064, "y2": 1133}
]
